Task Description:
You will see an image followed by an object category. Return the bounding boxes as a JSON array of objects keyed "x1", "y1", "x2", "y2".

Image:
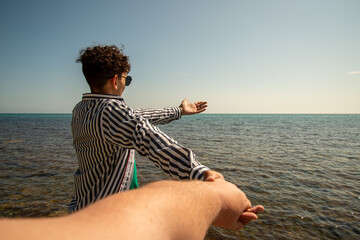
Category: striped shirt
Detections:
[{"x1": 68, "y1": 93, "x2": 210, "y2": 212}]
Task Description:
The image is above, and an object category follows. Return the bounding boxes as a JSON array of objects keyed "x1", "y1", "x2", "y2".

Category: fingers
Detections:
[
  {"x1": 195, "y1": 101, "x2": 208, "y2": 110},
  {"x1": 239, "y1": 205, "x2": 265, "y2": 226},
  {"x1": 194, "y1": 105, "x2": 207, "y2": 114},
  {"x1": 246, "y1": 205, "x2": 265, "y2": 215},
  {"x1": 238, "y1": 212, "x2": 258, "y2": 226},
  {"x1": 239, "y1": 215, "x2": 256, "y2": 226},
  {"x1": 183, "y1": 99, "x2": 207, "y2": 106},
  {"x1": 195, "y1": 101, "x2": 207, "y2": 106},
  {"x1": 204, "y1": 171, "x2": 215, "y2": 182},
  {"x1": 204, "y1": 171, "x2": 224, "y2": 182},
  {"x1": 206, "y1": 175, "x2": 215, "y2": 182},
  {"x1": 240, "y1": 212, "x2": 258, "y2": 221}
]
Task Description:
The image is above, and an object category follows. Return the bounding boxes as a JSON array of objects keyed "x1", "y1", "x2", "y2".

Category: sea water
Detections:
[{"x1": 0, "y1": 113, "x2": 359, "y2": 239}]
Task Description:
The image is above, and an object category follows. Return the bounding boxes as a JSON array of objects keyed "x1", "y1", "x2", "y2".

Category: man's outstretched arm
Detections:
[
  {"x1": 133, "y1": 98, "x2": 208, "y2": 125},
  {"x1": 134, "y1": 107, "x2": 182, "y2": 125},
  {"x1": 0, "y1": 180, "x2": 264, "y2": 240}
]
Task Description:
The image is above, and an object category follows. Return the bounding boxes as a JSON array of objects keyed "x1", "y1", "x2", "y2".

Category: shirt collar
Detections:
[{"x1": 82, "y1": 93, "x2": 124, "y2": 101}]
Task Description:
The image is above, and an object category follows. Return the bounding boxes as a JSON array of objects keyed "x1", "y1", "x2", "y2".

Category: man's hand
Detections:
[
  {"x1": 203, "y1": 170, "x2": 224, "y2": 182},
  {"x1": 179, "y1": 98, "x2": 207, "y2": 115}
]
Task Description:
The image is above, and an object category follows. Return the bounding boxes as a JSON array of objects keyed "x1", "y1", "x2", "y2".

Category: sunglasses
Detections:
[
  {"x1": 124, "y1": 76, "x2": 132, "y2": 86},
  {"x1": 108, "y1": 75, "x2": 132, "y2": 86}
]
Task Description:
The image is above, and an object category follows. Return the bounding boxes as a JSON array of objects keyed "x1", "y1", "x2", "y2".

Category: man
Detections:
[
  {"x1": 1, "y1": 179, "x2": 264, "y2": 240},
  {"x1": 69, "y1": 45, "x2": 223, "y2": 212}
]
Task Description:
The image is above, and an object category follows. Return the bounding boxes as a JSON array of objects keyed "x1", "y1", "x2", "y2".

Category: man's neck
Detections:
[{"x1": 91, "y1": 88, "x2": 121, "y2": 96}]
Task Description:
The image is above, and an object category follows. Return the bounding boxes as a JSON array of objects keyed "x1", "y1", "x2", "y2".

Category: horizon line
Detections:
[{"x1": 1, "y1": 112, "x2": 359, "y2": 115}]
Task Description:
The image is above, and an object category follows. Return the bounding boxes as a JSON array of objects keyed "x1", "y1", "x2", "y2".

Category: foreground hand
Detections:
[
  {"x1": 203, "y1": 170, "x2": 224, "y2": 182},
  {"x1": 211, "y1": 179, "x2": 264, "y2": 231},
  {"x1": 179, "y1": 98, "x2": 207, "y2": 115}
]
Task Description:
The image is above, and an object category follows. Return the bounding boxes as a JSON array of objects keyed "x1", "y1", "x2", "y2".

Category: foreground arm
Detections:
[{"x1": 0, "y1": 180, "x2": 264, "y2": 240}]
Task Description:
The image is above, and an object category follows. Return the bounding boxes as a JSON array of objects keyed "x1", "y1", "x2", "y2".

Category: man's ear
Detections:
[{"x1": 113, "y1": 75, "x2": 118, "y2": 89}]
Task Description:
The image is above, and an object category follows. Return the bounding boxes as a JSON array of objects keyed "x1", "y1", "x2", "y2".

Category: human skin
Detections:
[
  {"x1": 179, "y1": 98, "x2": 208, "y2": 115},
  {"x1": 0, "y1": 180, "x2": 264, "y2": 240}
]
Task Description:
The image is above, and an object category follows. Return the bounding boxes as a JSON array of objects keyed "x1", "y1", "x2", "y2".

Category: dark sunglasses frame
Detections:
[{"x1": 108, "y1": 75, "x2": 132, "y2": 86}]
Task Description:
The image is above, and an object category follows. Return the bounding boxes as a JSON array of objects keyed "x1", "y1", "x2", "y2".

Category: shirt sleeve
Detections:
[
  {"x1": 102, "y1": 102, "x2": 210, "y2": 180},
  {"x1": 134, "y1": 107, "x2": 182, "y2": 125}
]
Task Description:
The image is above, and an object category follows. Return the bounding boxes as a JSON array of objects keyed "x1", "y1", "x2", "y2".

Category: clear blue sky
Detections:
[{"x1": 0, "y1": 0, "x2": 359, "y2": 113}]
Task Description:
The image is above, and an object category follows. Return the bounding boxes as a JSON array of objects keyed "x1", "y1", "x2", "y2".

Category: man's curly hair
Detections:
[{"x1": 76, "y1": 45, "x2": 131, "y2": 90}]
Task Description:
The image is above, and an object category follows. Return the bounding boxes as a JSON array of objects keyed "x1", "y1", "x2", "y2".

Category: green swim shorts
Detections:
[{"x1": 129, "y1": 159, "x2": 138, "y2": 189}]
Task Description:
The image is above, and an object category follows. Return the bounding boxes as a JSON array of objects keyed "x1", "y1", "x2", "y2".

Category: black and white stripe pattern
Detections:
[{"x1": 68, "y1": 93, "x2": 210, "y2": 212}]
